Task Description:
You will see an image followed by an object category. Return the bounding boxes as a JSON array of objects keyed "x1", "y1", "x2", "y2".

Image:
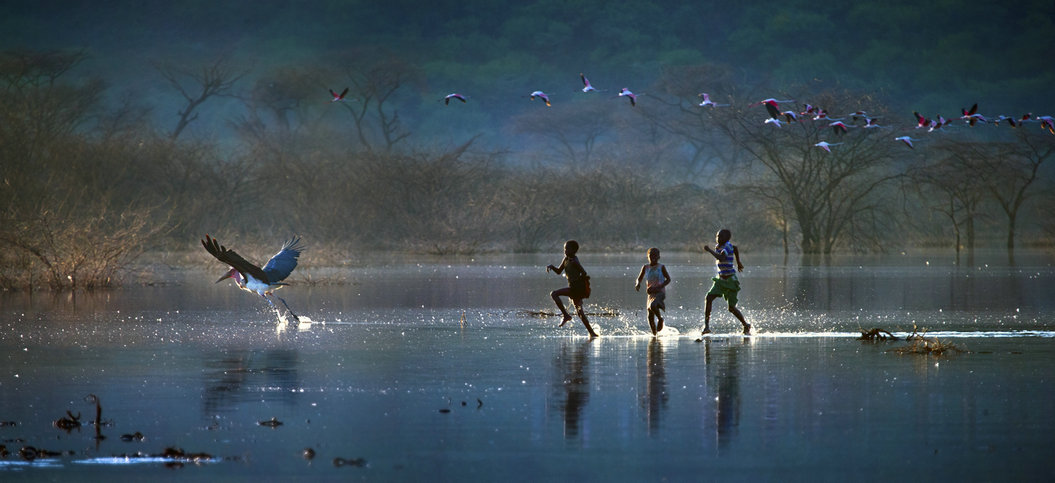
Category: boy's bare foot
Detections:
[
  {"x1": 559, "y1": 315, "x2": 572, "y2": 327},
  {"x1": 742, "y1": 324, "x2": 752, "y2": 335},
  {"x1": 701, "y1": 328, "x2": 712, "y2": 335}
]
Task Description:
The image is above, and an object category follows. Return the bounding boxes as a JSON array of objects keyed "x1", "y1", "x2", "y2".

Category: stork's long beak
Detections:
[{"x1": 216, "y1": 270, "x2": 234, "y2": 284}]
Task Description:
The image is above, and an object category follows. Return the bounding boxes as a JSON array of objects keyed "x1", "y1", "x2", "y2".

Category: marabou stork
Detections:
[{"x1": 201, "y1": 235, "x2": 304, "y2": 319}]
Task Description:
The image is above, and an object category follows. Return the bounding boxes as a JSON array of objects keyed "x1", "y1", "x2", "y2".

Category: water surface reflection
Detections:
[
  {"x1": 201, "y1": 349, "x2": 302, "y2": 416},
  {"x1": 642, "y1": 338, "x2": 667, "y2": 436},
  {"x1": 551, "y1": 339, "x2": 591, "y2": 440}
]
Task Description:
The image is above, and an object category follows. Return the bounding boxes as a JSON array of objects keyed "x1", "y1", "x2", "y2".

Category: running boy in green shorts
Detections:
[{"x1": 702, "y1": 229, "x2": 751, "y2": 335}]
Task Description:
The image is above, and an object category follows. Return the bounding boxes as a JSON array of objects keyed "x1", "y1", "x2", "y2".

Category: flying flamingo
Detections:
[
  {"x1": 829, "y1": 121, "x2": 850, "y2": 135},
  {"x1": 530, "y1": 91, "x2": 551, "y2": 107},
  {"x1": 619, "y1": 87, "x2": 637, "y2": 106},
  {"x1": 894, "y1": 136, "x2": 919, "y2": 149},
  {"x1": 1036, "y1": 115, "x2": 1055, "y2": 134},
  {"x1": 329, "y1": 88, "x2": 349, "y2": 102},
  {"x1": 781, "y1": 110, "x2": 800, "y2": 122},
  {"x1": 580, "y1": 73, "x2": 600, "y2": 93},
  {"x1": 929, "y1": 115, "x2": 950, "y2": 132},
  {"x1": 960, "y1": 103, "x2": 987, "y2": 126},
  {"x1": 751, "y1": 98, "x2": 794, "y2": 120},
  {"x1": 202, "y1": 235, "x2": 305, "y2": 320},
  {"x1": 994, "y1": 114, "x2": 1026, "y2": 127},
  {"x1": 698, "y1": 93, "x2": 728, "y2": 107},
  {"x1": 913, "y1": 111, "x2": 930, "y2": 129},
  {"x1": 444, "y1": 93, "x2": 467, "y2": 105},
  {"x1": 848, "y1": 111, "x2": 870, "y2": 122},
  {"x1": 764, "y1": 118, "x2": 785, "y2": 127},
  {"x1": 862, "y1": 117, "x2": 882, "y2": 128},
  {"x1": 813, "y1": 110, "x2": 842, "y2": 122},
  {"x1": 814, "y1": 140, "x2": 839, "y2": 151}
]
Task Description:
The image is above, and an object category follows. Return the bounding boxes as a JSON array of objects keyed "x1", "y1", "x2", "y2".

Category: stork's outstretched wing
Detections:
[
  {"x1": 261, "y1": 236, "x2": 303, "y2": 284},
  {"x1": 202, "y1": 235, "x2": 270, "y2": 283}
]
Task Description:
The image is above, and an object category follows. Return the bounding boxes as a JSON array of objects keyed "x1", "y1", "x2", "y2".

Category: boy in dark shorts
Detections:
[
  {"x1": 547, "y1": 240, "x2": 599, "y2": 337},
  {"x1": 702, "y1": 229, "x2": 751, "y2": 335}
]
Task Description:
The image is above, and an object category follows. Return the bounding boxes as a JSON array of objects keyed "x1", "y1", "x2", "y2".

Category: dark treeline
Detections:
[{"x1": 1, "y1": 39, "x2": 1054, "y2": 288}]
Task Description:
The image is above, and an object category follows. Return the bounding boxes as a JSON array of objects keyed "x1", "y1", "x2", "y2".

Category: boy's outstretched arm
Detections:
[
  {"x1": 703, "y1": 245, "x2": 721, "y2": 260},
  {"x1": 634, "y1": 265, "x2": 646, "y2": 291},
  {"x1": 547, "y1": 257, "x2": 567, "y2": 275},
  {"x1": 733, "y1": 245, "x2": 744, "y2": 271}
]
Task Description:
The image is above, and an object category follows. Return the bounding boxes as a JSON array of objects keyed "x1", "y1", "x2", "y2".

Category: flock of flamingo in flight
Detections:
[{"x1": 329, "y1": 73, "x2": 1055, "y2": 154}]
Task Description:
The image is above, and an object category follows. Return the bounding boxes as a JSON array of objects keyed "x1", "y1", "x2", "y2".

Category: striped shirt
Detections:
[{"x1": 715, "y1": 242, "x2": 736, "y2": 277}]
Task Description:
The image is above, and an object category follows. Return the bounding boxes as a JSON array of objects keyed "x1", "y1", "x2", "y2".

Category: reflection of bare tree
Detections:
[
  {"x1": 202, "y1": 349, "x2": 301, "y2": 417},
  {"x1": 643, "y1": 338, "x2": 668, "y2": 436},
  {"x1": 552, "y1": 340, "x2": 591, "y2": 439}
]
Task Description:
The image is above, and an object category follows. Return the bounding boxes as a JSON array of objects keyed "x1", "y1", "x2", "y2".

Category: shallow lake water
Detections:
[{"x1": 1, "y1": 250, "x2": 1054, "y2": 481}]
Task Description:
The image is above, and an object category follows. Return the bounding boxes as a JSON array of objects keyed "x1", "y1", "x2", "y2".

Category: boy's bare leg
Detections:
[
  {"x1": 702, "y1": 294, "x2": 717, "y2": 334},
  {"x1": 647, "y1": 311, "x2": 657, "y2": 336},
  {"x1": 575, "y1": 303, "x2": 598, "y2": 337},
  {"x1": 729, "y1": 306, "x2": 751, "y2": 334},
  {"x1": 551, "y1": 289, "x2": 573, "y2": 325}
]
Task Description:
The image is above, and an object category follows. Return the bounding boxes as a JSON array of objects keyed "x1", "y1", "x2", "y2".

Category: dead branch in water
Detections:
[
  {"x1": 858, "y1": 328, "x2": 898, "y2": 341},
  {"x1": 888, "y1": 325, "x2": 964, "y2": 355}
]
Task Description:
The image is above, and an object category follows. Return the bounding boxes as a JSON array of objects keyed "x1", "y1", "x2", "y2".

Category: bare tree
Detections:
[
  {"x1": 331, "y1": 49, "x2": 422, "y2": 153},
  {"x1": 511, "y1": 100, "x2": 613, "y2": 166},
  {"x1": 156, "y1": 55, "x2": 250, "y2": 140},
  {"x1": 908, "y1": 142, "x2": 991, "y2": 261}
]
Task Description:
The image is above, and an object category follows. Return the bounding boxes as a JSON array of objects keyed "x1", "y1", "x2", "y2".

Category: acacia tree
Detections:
[
  {"x1": 907, "y1": 141, "x2": 991, "y2": 260},
  {"x1": 985, "y1": 130, "x2": 1055, "y2": 260},
  {"x1": 714, "y1": 90, "x2": 901, "y2": 254}
]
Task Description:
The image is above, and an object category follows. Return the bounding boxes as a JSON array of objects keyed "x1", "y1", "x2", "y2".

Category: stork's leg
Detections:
[{"x1": 273, "y1": 295, "x2": 299, "y2": 320}]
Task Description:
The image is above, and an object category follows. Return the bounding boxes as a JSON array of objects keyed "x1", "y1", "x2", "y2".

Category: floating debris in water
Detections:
[
  {"x1": 17, "y1": 446, "x2": 71, "y2": 461},
  {"x1": 302, "y1": 448, "x2": 316, "y2": 460},
  {"x1": 53, "y1": 410, "x2": 81, "y2": 432},
  {"x1": 120, "y1": 432, "x2": 145, "y2": 442},
  {"x1": 333, "y1": 457, "x2": 366, "y2": 467},
  {"x1": 257, "y1": 417, "x2": 283, "y2": 427},
  {"x1": 0, "y1": 421, "x2": 17, "y2": 427},
  {"x1": 889, "y1": 326, "x2": 964, "y2": 355}
]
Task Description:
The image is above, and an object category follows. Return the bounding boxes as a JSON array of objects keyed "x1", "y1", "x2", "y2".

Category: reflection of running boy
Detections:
[
  {"x1": 635, "y1": 247, "x2": 671, "y2": 336},
  {"x1": 702, "y1": 229, "x2": 751, "y2": 335},
  {"x1": 547, "y1": 240, "x2": 599, "y2": 337}
]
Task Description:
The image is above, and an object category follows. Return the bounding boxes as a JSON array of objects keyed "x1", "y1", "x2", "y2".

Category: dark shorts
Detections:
[
  {"x1": 707, "y1": 276, "x2": 740, "y2": 306},
  {"x1": 569, "y1": 278, "x2": 590, "y2": 299}
]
